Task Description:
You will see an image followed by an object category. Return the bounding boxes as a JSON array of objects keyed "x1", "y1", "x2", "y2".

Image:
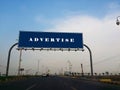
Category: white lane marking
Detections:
[
  {"x1": 64, "y1": 82, "x2": 77, "y2": 90},
  {"x1": 71, "y1": 86, "x2": 77, "y2": 90},
  {"x1": 26, "y1": 84, "x2": 36, "y2": 90}
]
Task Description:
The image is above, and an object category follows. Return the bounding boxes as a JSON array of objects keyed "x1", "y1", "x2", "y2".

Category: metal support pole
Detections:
[
  {"x1": 83, "y1": 44, "x2": 93, "y2": 76},
  {"x1": 6, "y1": 43, "x2": 18, "y2": 77}
]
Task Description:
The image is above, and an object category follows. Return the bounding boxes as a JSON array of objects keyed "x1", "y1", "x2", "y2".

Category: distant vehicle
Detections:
[
  {"x1": 42, "y1": 73, "x2": 49, "y2": 77},
  {"x1": 64, "y1": 71, "x2": 71, "y2": 76}
]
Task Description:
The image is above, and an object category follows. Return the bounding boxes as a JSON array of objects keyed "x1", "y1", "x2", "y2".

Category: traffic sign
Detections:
[{"x1": 18, "y1": 31, "x2": 83, "y2": 49}]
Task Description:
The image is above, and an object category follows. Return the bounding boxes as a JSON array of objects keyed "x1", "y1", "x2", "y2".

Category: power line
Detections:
[
  {"x1": 93, "y1": 55, "x2": 120, "y2": 66},
  {"x1": 84, "y1": 55, "x2": 120, "y2": 67}
]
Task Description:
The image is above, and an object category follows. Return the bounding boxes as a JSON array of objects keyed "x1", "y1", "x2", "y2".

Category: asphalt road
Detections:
[{"x1": 0, "y1": 76, "x2": 120, "y2": 90}]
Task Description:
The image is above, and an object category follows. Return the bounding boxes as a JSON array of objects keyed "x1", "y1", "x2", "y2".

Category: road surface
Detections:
[{"x1": 0, "y1": 76, "x2": 120, "y2": 90}]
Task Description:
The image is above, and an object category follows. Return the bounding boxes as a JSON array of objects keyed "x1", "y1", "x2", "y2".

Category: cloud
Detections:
[
  {"x1": 106, "y1": 2, "x2": 120, "y2": 14},
  {"x1": 35, "y1": 15, "x2": 48, "y2": 24},
  {"x1": 48, "y1": 14, "x2": 119, "y2": 44},
  {"x1": 107, "y1": 2, "x2": 120, "y2": 9}
]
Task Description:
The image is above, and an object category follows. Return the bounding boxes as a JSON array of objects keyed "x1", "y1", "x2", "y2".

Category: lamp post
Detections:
[{"x1": 116, "y1": 16, "x2": 120, "y2": 25}]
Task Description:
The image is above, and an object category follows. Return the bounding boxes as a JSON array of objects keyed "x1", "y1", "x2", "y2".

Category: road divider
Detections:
[{"x1": 99, "y1": 79, "x2": 112, "y2": 83}]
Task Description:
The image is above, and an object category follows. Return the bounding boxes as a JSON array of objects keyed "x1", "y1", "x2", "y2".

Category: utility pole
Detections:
[
  {"x1": 81, "y1": 64, "x2": 84, "y2": 76},
  {"x1": 37, "y1": 60, "x2": 40, "y2": 75},
  {"x1": 67, "y1": 60, "x2": 72, "y2": 73},
  {"x1": 18, "y1": 49, "x2": 22, "y2": 76}
]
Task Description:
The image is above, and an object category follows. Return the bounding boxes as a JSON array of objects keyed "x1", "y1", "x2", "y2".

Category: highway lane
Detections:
[{"x1": 0, "y1": 76, "x2": 120, "y2": 90}]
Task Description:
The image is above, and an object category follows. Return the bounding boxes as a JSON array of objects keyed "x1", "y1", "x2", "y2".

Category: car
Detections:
[{"x1": 42, "y1": 73, "x2": 49, "y2": 77}]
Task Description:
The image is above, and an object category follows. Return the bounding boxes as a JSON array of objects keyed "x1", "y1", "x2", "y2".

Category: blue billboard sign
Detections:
[{"x1": 18, "y1": 31, "x2": 83, "y2": 49}]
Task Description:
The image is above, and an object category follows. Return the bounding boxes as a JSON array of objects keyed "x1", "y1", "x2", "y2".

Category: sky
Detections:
[{"x1": 0, "y1": 0, "x2": 120, "y2": 75}]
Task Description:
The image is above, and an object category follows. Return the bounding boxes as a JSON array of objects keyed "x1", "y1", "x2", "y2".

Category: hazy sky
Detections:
[{"x1": 0, "y1": 0, "x2": 120, "y2": 75}]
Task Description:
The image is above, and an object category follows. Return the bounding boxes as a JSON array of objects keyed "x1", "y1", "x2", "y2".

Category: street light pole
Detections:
[{"x1": 116, "y1": 16, "x2": 120, "y2": 25}]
